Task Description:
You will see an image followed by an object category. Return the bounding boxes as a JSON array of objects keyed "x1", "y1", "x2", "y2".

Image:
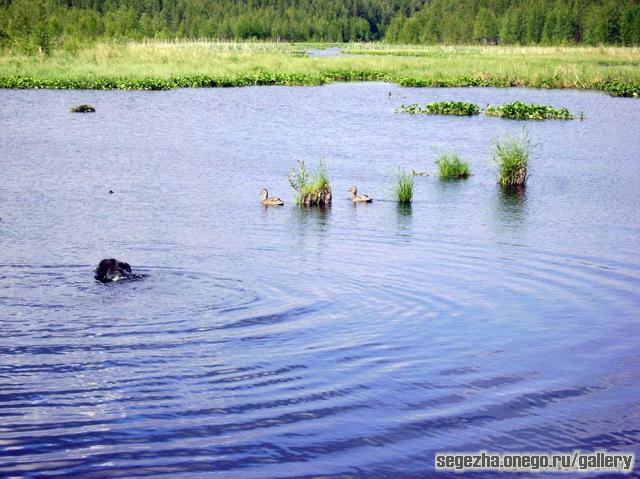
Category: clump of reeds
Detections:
[
  {"x1": 288, "y1": 160, "x2": 331, "y2": 206},
  {"x1": 395, "y1": 170, "x2": 414, "y2": 204},
  {"x1": 437, "y1": 153, "x2": 471, "y2": 179},
  {"x1": 485, "y1": 101, "x2": 575, "y2": 120},
  {"x1": 396, "y1": 101, "x2": 480, "y2": 116},
  {"x1": 495, "y1": 134, "x2": 532, "y2": 189},
  {"x1": 70, "y1": 104, "x2": 96, "y2": 113}
]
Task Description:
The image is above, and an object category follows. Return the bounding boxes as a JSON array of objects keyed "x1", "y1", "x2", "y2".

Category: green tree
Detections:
[{"x1": 473, "y1": 7, "x2": 498, "y2": 44}]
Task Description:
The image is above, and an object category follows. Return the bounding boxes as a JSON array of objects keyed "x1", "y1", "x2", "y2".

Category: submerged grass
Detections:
[
  {"x1": 495, "y1": 134, "x2": 532, "y2": 189},
  {"x1": 485, "y1": 101, "x2": 577, "y2": 120},
  {"x1": 288, "y1": 160, "x2": 331, "y2": 206},
  {"x1": 437, "y1": 153, "x2": 471, "y2": 179},
  {"x1": 397, "y1": 101, "x2": 480, "y2": 116},
  {"x1": 395, "y1": 170, "x2": 414, "y2": 204},
  {"x1": 0, "y1": 42, "x2": 639, "y2": 96}
]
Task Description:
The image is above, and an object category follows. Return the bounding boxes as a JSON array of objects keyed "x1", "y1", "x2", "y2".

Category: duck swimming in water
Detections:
[
  {"x1": 261, "y1": 189, "x2": 284, "y2": 206},
  {"x1": 348, "y1": 186, "x2": 372, "y2": 203}
]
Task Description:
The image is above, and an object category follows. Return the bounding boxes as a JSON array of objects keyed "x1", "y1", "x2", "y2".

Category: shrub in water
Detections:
[
  {"x1": 485, "y1": 101, "x2": 575, "y2": 120},
  {"x1": 437, "y1": 153, "x2": 471, "y2": 179},
  {"x1": 495, "y1": 134, "x2": 532, "y2": 189},
  {"x1": 397, "y1": 101, "x2": 481, "y2": 116},
  {"x1": 288, "y1": 160, "x2": 331, "y2": 206},
  {"x1": 395, "y1": 170, "x2": 414, "y2": 204}
]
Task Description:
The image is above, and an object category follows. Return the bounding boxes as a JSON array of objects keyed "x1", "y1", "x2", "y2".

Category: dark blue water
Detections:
[{"x1": 1, "y1": 83, "x2": 639, "y2": 478}]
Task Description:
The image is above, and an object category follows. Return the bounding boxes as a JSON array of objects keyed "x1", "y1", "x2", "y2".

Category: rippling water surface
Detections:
[{"x1": 1, "y1": 84, "x2": 639, "y2": 478}]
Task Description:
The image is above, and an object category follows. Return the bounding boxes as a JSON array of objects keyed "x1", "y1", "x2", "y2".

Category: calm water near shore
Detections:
[{"x1": 1, "y1": 83, "x2": 639, "y2": 478}]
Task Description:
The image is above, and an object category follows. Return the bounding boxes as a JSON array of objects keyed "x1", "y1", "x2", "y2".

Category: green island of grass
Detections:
[
  {"x1": 397, "y1": 101, "x2": 481, "y2": 116},
  {"x1": 288, "y1": 160, "x2": 332, "y2": 207},
  {"x1": 485, "y1": 101, "x2": 577, "y2": 120},
  {"x1": 395, "y1": 170, "x2": 415, "y2": 204},
  {"x1": 495, "y1": 134, "x2": 532, "y2": 189},
  {"x1": 0, "y1": 42, "x2": 639, "y2": 97},
  {"x1": 437, "y1": 153, "x2": 472, "y2": 179}
]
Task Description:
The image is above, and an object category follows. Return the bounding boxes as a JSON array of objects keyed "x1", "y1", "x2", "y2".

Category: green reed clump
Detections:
[
  {"x1": 495, "y1": 134, "x2": 532, "y2": 189},
  {"x1": 485, "y1": 101, "x2": 576, "y2": 120},
  {"x1": 437, "y1": 153, "x2": 471, "y2": 179},
  {"x1": 396, "y1": 101, "x2": 480, "y2": 116},
  {"x1": 288, "y1": 160, "x2": 332, "y2": 206},
  {"x1": 395, "y1": 170, "x2": 414, "y2": 204}
]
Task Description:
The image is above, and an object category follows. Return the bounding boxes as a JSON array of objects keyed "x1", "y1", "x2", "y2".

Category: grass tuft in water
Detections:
[
  {"x1": 288, "y1": 160, "x2": 331, "y2": 206},
  {"x1": 437, "y1": 153, "x2": 471, "y2": 179},
  {"x1": 396, "y1": 101, "x2": 480, "y2": 116},
  {"x1": 395, "y1": 170, "x2": 414, "y2": 204},
  {"x1": 485, "y1": 101, "x2": 576, "y2": 120},
  {"x1": 495, "y1": 134, "x2": 532, "y2": 189}
]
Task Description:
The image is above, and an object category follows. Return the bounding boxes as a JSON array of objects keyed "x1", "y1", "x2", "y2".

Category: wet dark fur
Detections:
[{"x1": 94, "y1": 258, "x2": 138, "y2": 283}]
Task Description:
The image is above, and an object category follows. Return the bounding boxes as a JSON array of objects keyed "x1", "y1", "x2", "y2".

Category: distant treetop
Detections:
[{"x1": 0, "y1": 0, "x2": 638, "y2": 48}]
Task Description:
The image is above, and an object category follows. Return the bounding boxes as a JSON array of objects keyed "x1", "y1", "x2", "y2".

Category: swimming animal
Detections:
[
  {"x1": 70, "y1": 104, "x2": 96, "y2": 113},
  {"x1": 94, "y1": 259, "x2": 143, "y2": 283},
  {"x1": 261, "y1": 189, "x2": 284, "y2": 206},
  {"x1": 348, "y1": 186, "x2": 372, "y2": 203}
]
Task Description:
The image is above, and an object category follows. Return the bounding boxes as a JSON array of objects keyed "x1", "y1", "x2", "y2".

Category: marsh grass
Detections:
[
  {"x1": 437, "y1": 153, "x2": 471, "y2": 179},
  {"x1": 395, "y1": 170, "x2": 414, "y2": 204},
  {"x1": 0, "y1": 42, "x2": 639, "y2": 96},
  {"x1": 485, "y1": 101, "x2": 576, "y2": 120},
  {"x1": 495, "y1": 134, "x2": 532, "y2": 189},
  {"x1": 397, "y1": 101, "x2": 480, "y2": 116},
  {"x1": 288, "y1": 160, "x2": 331, "y2": 206}
]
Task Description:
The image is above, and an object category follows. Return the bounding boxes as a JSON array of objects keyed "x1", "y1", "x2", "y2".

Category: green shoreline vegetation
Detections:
[{"x1": 1, "y1": 42, "x2": 639, "y2": 96}]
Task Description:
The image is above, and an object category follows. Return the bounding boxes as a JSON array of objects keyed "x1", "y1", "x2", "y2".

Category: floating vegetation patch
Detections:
[
  {"x1": 495, "y1": 134, "x2": 532, "y2": 189},
  {"x1": 485, "y1": 101, "x2": 577, "y2": 120},
  {"x1": 288, "y1": 160, "x2": 331, "y2": 207},
  {"x1": 437, "y1": 153, "x2": 471, "y2": 179},
  {"x1": 597, "y1": 80, "x2": 640, "y2": 98},
  {"x1": 70, "y1": 104, "x2": 95, "y2": 113},
  {"x1": 395, "y1": 170, "x2": 414, "y2": 204},
  {"x1": 396, "y1": 101, "x2": 481, "y2": 116}
]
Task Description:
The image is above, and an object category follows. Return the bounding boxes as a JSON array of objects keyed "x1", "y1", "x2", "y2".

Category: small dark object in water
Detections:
[
  {"x1": 109, "y1": 190, "x2": 114, "y2": 194},
  {"x1": 95, "y1": 258, "x2": 143, "y2": 283},
  {"x1": 70, "y1": 104, "x2": 96, "y2": 113}
]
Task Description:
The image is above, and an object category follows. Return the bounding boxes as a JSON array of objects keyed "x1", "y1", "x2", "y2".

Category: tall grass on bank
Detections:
[
  {"x1": 495, "y1": 134, "x2": 532, "y2": 189},
  {"x1": 437, "y1": 153, "x2": 471, "y2": 179},
  {"x1": 0, "y1": 42, "x2": 639, "y2": 96},
  {"x1": 395, "y1": 170, "x2": 414, "y2": 204},
  {"x1": 288, "y1": 160, "x2": 331, "y2": 206}
]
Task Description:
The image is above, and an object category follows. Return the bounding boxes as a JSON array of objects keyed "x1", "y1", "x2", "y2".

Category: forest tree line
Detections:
[
  {"x1": 385, "y1": 0, "x2": 640, "y2": 45},
  {"x1": 0, "y1": 0, "x2": 639, "y2": 53}
]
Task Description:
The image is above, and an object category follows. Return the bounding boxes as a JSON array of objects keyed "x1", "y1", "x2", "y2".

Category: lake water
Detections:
[{"x1": 1, "y1": 83, "x2": 639, "y2": 478}]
